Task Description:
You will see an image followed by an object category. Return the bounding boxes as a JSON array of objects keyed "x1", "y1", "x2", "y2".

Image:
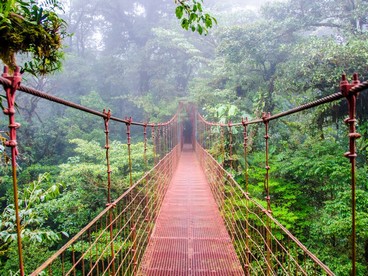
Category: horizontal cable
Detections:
[
  {"x1": 231, "y1": 92, "x2": 344, "y2": 126},
  {"x1": 199, "y1": 80, "x2": 368, "y2": 127},
  {"x1": 0, "y1": 76, "x2": 156, "y2": 127}
]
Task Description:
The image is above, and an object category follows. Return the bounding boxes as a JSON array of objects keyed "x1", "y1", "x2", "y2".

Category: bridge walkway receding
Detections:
[{"x1": 140, "y1": 144, "x2": 244, "y2": 275}]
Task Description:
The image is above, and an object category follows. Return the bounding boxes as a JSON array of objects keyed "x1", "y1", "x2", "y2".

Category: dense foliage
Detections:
[
  {"x1": 1, "y1": 0, "x2": 368, "y2": 274},
  {"x1": 0, "y1": 0, "x2": 67, "y2": 75}
]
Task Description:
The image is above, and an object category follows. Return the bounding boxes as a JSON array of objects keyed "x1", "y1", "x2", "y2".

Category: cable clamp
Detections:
[{"x1": 5, "y1": 140, "x2": 17, "y2": 147}]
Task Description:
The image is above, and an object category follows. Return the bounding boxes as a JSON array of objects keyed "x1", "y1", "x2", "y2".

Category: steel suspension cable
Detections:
[{"x1": 0, "y1": 75, "x2": 153, "y2": 127}]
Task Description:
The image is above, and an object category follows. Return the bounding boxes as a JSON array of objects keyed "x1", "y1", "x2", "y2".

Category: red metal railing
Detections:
[
  {"x1": 196, "y1": 143, "x2": 334, "y2": 275},
  {"x1": 2, "y1": 65, "x2": 368, "y2": 275},
  {"x1": 0, "y1": 66, "x2": 183, "y2": 275},
  {"x1": 194, "y1": 73, "x2": 368, "y2": 275},
  {"x1": 30, "y1": 145, "x2": 180, "y2": 276}
]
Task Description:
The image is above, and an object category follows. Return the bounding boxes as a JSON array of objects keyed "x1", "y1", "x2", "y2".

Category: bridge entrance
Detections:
[{"x1": 183, "y1": 120, "x2": 193, "y2": 144}]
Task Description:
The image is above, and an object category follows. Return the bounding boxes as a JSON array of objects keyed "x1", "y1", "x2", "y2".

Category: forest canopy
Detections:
[{"x1": 1, "y1": 0, "x2": 368, "y2": 275}]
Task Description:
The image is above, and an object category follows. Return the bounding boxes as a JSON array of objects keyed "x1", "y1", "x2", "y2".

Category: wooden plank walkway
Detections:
[{"x1": 140, "y1": 144, "x2": 244, "y2": 275}]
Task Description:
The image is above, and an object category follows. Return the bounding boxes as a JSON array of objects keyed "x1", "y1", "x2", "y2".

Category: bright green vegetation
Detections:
[
  {"x1": 0, "y1": 0, "x2": 67, "y2": 75},
  {"x1": 1, "y1": 0, "x2": 368, "y2": 274}
]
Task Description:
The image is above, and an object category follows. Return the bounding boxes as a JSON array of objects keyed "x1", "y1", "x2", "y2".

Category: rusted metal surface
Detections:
[
  {"x1": 2, "y1": 67, "x2": 24, "y2": 276},
  {"x1": 140, "y1": 144, "x2": 244, "y2": 275},
  {"x1": 30, "y1": 145, "x2": 180, "y2": 275},
  {"x1": 340, "y1": 73, "x2": 361, "y2": 275},
  {"x1": 2, "y1": 64, "x2": 367, "y2": 275},
  {"x1": 29, "y1": 103, "x2": 182, "y2": 276},
  {"x1": 195, "y1": 141, "x2": 335, "y2": 275}
]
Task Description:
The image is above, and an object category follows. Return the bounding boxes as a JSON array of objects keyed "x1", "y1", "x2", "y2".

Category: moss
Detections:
[{"x1": 0, "y1": 1, "x2": 67, "y2": 75}]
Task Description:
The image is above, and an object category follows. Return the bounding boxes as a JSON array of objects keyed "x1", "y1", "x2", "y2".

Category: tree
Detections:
[
  {"x1": 0, "y1": 0, "x2": 67, "y2": 75},
  {"x1": 0, "y1": 173, "x2": 62, "y2": 274}
]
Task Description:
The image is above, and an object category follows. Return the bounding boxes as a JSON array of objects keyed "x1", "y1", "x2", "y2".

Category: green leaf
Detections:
[
  {"x1": 175, "y1": 5, "x2": 183, "y2": 19},
  {"x1": 181, "y1": 18, "x2": 189, "y2": 30},
  {"x1": 197, "y1": 24, "x2": 203, "y2": 35},
  {"x1": 197, "y1": 2, "x2": 203, "y2": 12},
  {"x1": 190, "y1": 12, "x2": 198, "y2": 23},
  {"x1": 204, "y1": 14, "x2": 212, "y2": 28}
]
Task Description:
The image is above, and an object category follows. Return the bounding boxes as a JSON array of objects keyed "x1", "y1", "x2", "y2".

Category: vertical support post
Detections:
[
  {"x1": 103, "y1": 110, "x2": 112, "y2": 204},
  {"x1": 125, "y1": 118, "x2": 137, "y2": 272},
  {"x1": 103, "y1": 109, "x2": 115, "y2": 275},
  {"x1": 221, "y1": 126, "x2": 225, "y2": 167},
  {"x1": 143, "y1": 124, "x2": 148, "y2": 173},
  {"x1": 150, "y1": 125, "x2": 157, "y2": 223},
  {"x1": 152, "y1": 125, "x2": 157, "y2": 165},
  {"x1": 228, "y1": 122, "x2": 233, "y2": 170},
  {"x1": 143, "y1": 123, "x2": 150, "y2": 227},
  {"x1": 193, "y1": 107, "x2": 197, "y2": 150},
  {"x1": 207, "y1": 124, "x2": 211, "y2": 150},
  {"x1": 2, "y1": 67, "x2": 24, "y2": 276},
  {"x1": 126, "y1": 118, "x2": 133, "y2": 188},
  {"x1": 170, "y1": 122, "x2": 173, "y2": 151},
  {"x1": 164, "y1": 125, "x2": 167, "y2": 155},
  {"x1": 157, "y1": 124, "x2": 161, "y2": 158},
  {"x1": 340, "y1": 73, "x2": 360, "y2": 276},
  {"x1": 262, "y1": 112, "x2": 272, "y2": 275},
  {"x1": 242, "y1": 117, "x2": 250, "y2": 275}
]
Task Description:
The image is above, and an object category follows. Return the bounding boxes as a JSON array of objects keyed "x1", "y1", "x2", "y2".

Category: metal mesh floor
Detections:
[{"x1": 140, "y1": 144, "x2": 244, "y2": 275}]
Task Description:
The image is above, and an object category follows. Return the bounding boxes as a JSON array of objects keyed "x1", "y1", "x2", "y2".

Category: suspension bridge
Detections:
[{"x1": 1, "y1": 66, "x2": 367, "y2": 275}]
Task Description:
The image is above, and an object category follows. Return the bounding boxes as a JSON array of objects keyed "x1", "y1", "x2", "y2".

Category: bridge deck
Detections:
[{"x1": 140, "y1": 145, "x2": 244, "y2": 275}]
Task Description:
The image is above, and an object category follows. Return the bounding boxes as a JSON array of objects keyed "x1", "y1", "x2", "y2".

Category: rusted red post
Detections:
[
  {"x1": 103, "y1": 109, "x2": 115, "y2": 274},
  {"x1": 157, "y1": 124, "x2": 161, "y2": 158},
  {"x1": 262, "y1": 112, "x2": 272, "y2": 275},
  {"x1": 126, "y1": 118, "x2": 133, "y2": 187},
  {"x1": 242, "y1": 117, "x2": 250, "y2": 275},
  {"x1": 262, "y1": 112, "x2": 272, "y2": 213},
  {"x1": 163, "y1": 125, "x2": 167, "y2": 155},
  {"x1": 151, "y1": 125, "x2": 157, "y2": 165},
  {"x1": 221, "y1": 126, "x2": 225, "y2": 167},
  {"x1": 143, "y1": 124, "x2": 148, "y2": 170},
  {"x1": 2, "y1": 67, "x2": 24, "y2": 276},
  {"x1": 228, "y1": 122, "x2": 233, "y2": 170},
  {"x1": 103, "y1": 110, "x2": 112, "y2": 204},
  {"x1": 206, "y1": 124, "x2": 210, "y2": 150},
  {"x1": 340, "y1": 73, "x2": 360, "y2": 276},
  {"x1": 125, "y1": 118, "x2": 137, "y2": 272},
  {"x1": 143, "y1": 124, "x2": 148, "y2": 211}
]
